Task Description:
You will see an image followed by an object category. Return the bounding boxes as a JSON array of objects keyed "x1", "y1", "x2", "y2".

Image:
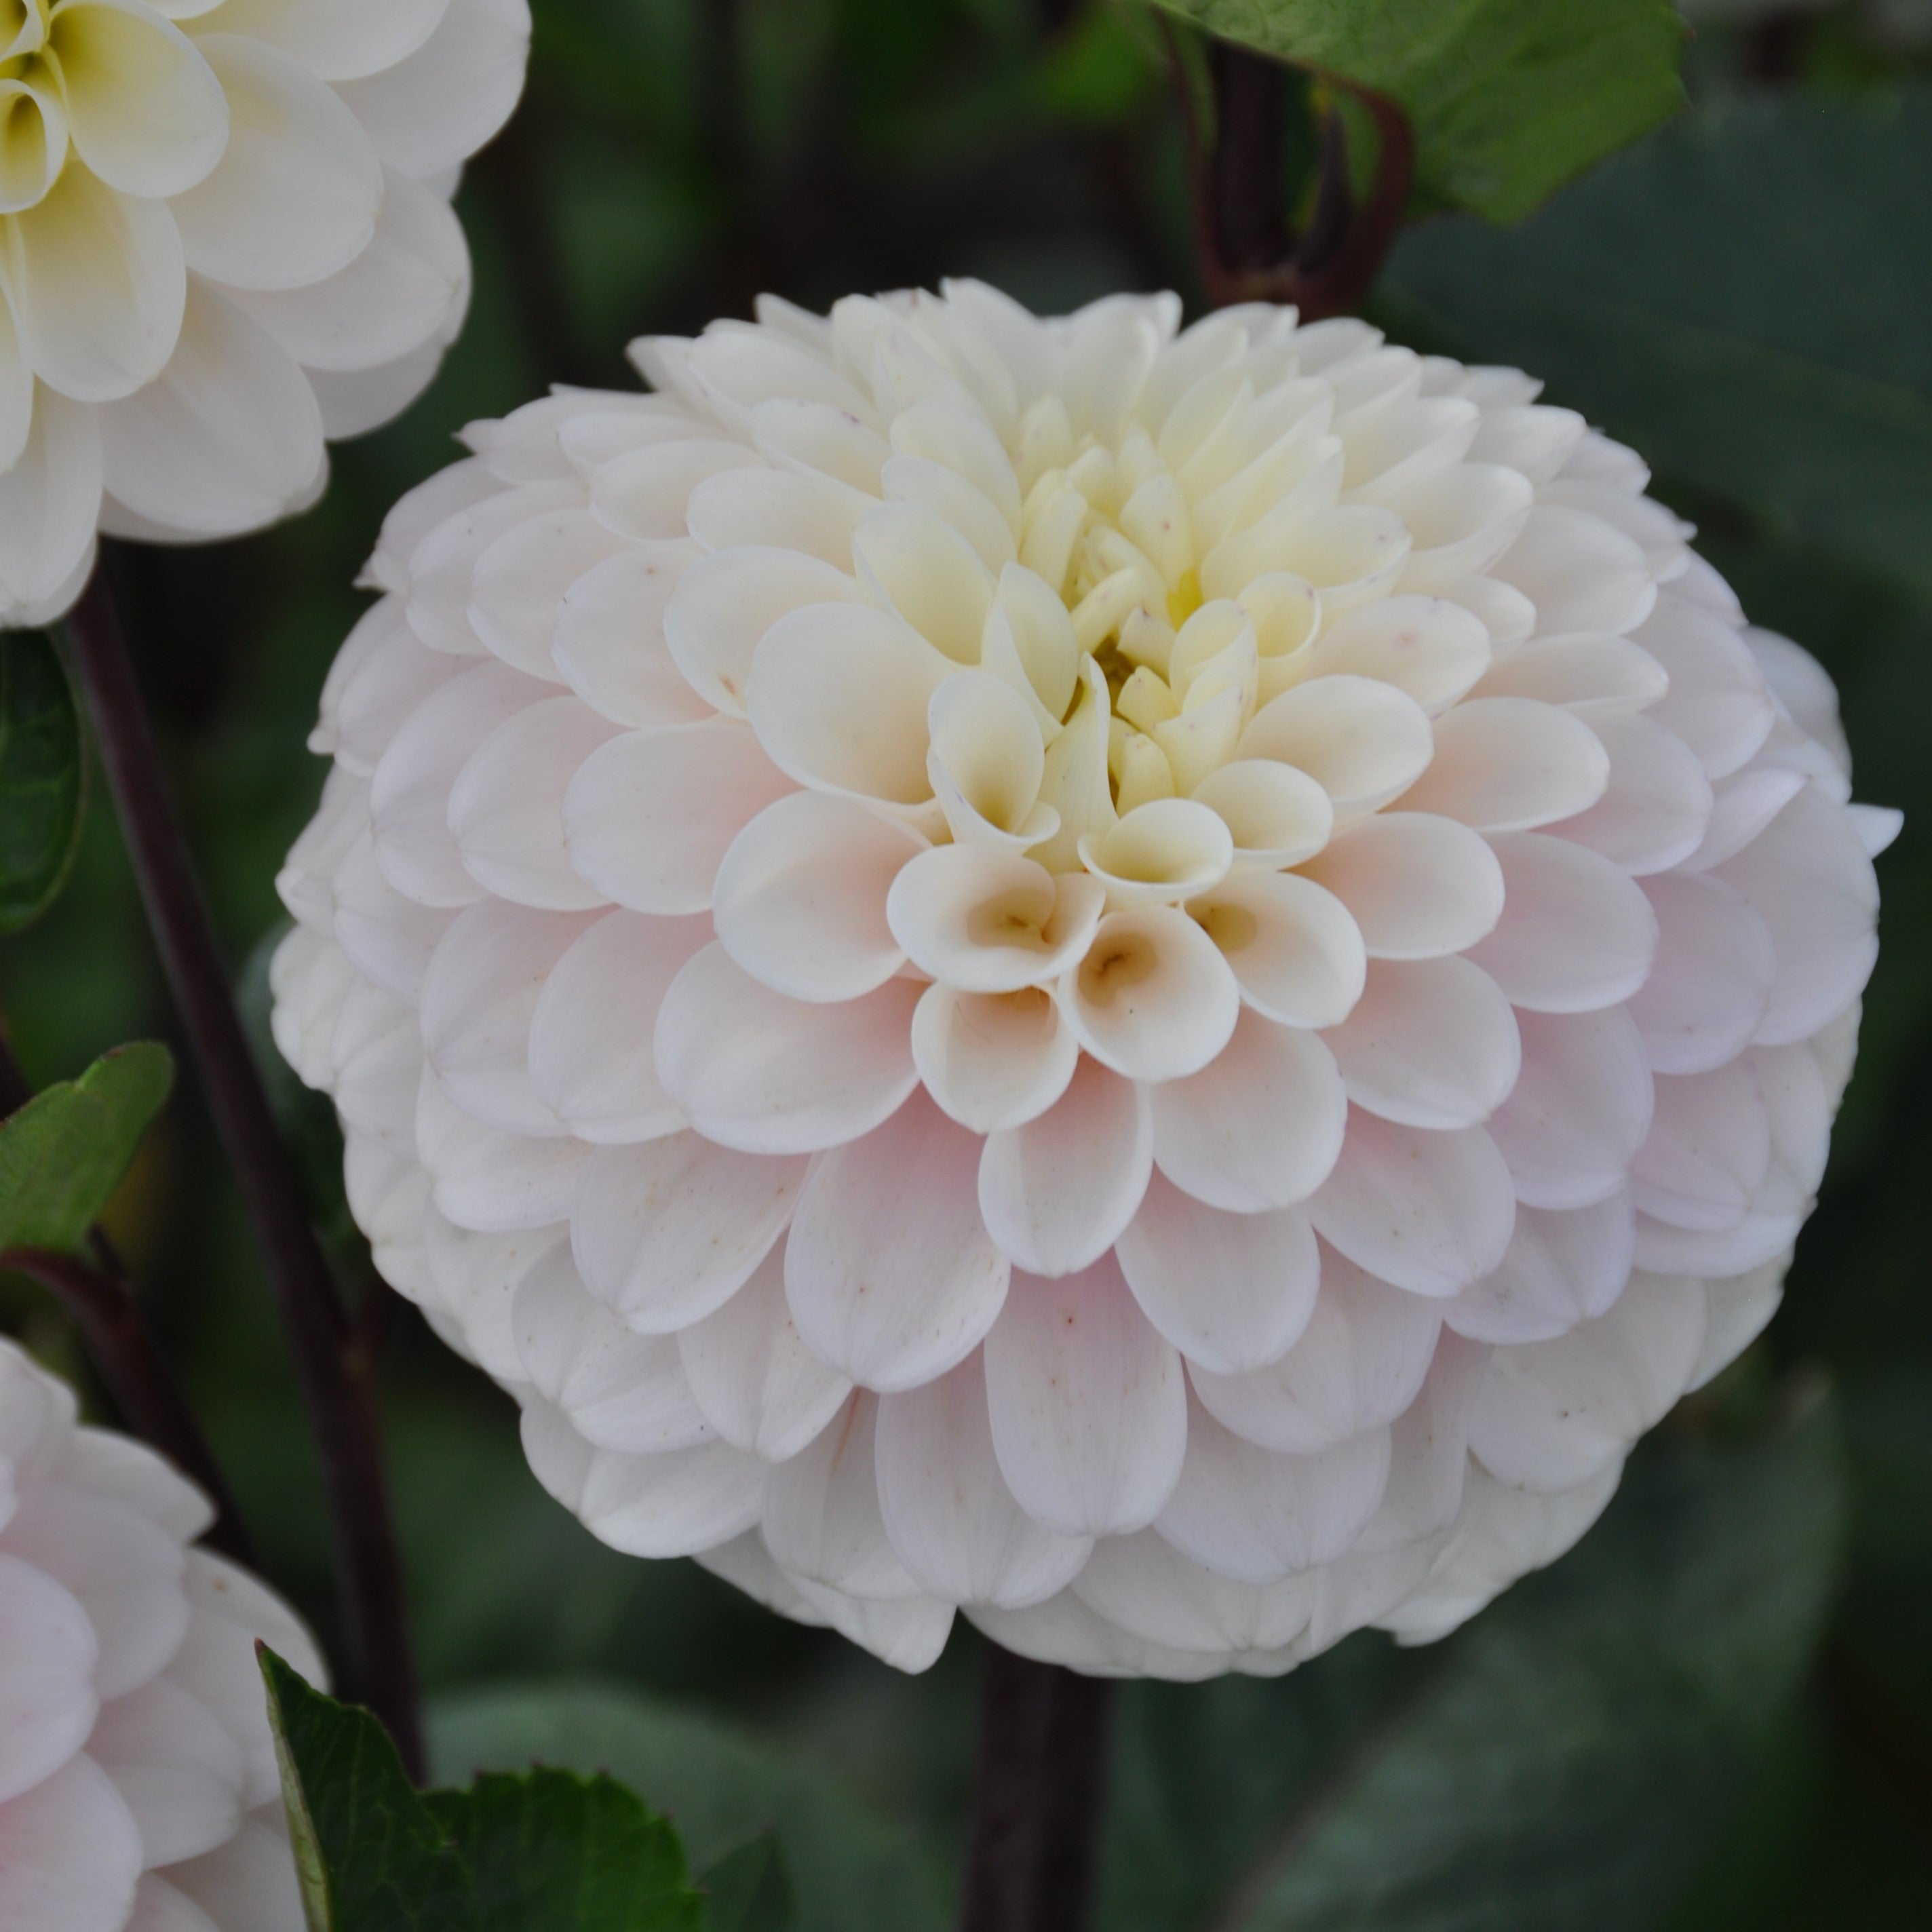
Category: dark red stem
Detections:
[
  {"x1": 958, "y1": 1642, "x2": 1115, "y2": 1932},
  {"x1": 1174, "y1": 33, "x2": 1415, "y2": 318},
  {"x1": 0, "y1": 1243, "x2": 257, "y2": 1566},
  {"x1": 59, "y1": 564, "x2": 424, "y2": 1780}
]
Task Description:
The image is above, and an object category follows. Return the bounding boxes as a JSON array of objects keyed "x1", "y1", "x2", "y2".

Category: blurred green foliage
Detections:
[{"x1": 3, "y1": 2, "x2": 1931, "y2": 1926}]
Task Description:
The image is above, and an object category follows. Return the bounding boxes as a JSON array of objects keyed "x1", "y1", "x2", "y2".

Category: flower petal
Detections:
[
  {"x1": 1237, "y1": 674, "x2": 1433, "y2": 820},
  {"x1": 1397, "y1": 697, "x2": 1609, "y2": 832},
  {"x1": 785, "y1": 1091, "x2": 1010, "y2": 1391},
  {"x1": 654, "y1": 944, "x2": 921, "y2": 1155},
  {"x1": 911, "y1": 982, "x2": 1079, "y2": 1133},
  {"x1": 978, "y1": 1055, "x2": 1152, "y2": 1277},
  {"x1": 1149, "y1": 1006, "x2": 1346, "y2": 1214},
  {"x1": 1116, "y1": 1170, "x2": 1320, "y2": 1376},
  {"x1": 1307, "y1": 1109, "x2": 1515, "y2": 1296},
  {"x1": 564, "y1": 719, "x2": 793, "y2": 914},
  {"x1": 570, "y1": 1132, "x2": 808, "y2": 1330},
  {"x1": 1297, "y1": 811, "x2": 1504, "y2": 961},
  {"x1": 1444, "y1": 1193, "x2": 1636, "y2": 1345},
  {"x1": 982, "y1": 1256, "x2": 1188, "y2": 1537},
  {"x1": 876, "y1": 1353, "x2": 1094, "y2": 1608},
  {"x1": 665, "y1": 545, "x2": 865, "y2": 716},
  {"x1": 1486, "y1": 1006, "x2": 1654, "y2": 1210},
  {"x1": 1060, "y1": 906, "x2": 1241, "y2": 1083},
  {"x1": 1188, "y1": 870, "x2": 1366, "y2": 1030}
]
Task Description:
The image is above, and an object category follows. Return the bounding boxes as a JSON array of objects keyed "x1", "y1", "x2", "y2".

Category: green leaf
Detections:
[
  {"x1": 427, "y1": 1682, "x2": 950, "y2": 1932},
  {"x1": 264, "y1": 1651, "x2": 711, "y2": 1932},
  {"x1": 424, "y1": 1772, "x2": 705, "y2": 1932},
  {"x1": 0, "y1": 1041, "x2": 173, "y2": 1254},
  {"x1": 1096, "y1": 1401, "x2": 1846, "y2": 1932},
  {"x1": 0, "y1": 630, "x2": 85, "y2": 935},
  {"x1": 1380, "y1": 90, "x2": 1932, "y2": 596},
  {"x1": 699, "y1": 1833, "x2": 797, "y2": 1932},
  {"x1": 1147, "y1": 0, "x2": 1685, "y2": 221},
  {"x1": 262, "y1": 1646, "x2": 476, "y2": 1932}
]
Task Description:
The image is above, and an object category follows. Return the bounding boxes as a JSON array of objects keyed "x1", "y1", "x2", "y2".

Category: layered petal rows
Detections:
[
  {"x1": 0, "y1": 0, "x2": 530, "y2": 625},
  {"x1": 0, "y1": 1340, "x2": 322, "y2": 1929},
  {"x1": 274, "y1": 286, "x2": 1892, "y2": 1677}
]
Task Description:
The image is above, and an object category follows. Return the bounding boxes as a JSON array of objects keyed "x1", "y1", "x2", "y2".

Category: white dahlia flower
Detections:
[
  {"x1": 0, "y1": 1338, "x2": 322, "y2": 1929},
  {"x1": 0, "y1": 0, "x2": 531, "y2": 627},
  {"x1": 273, "y1": 286, "x2": 1893, "y2": 1678}
]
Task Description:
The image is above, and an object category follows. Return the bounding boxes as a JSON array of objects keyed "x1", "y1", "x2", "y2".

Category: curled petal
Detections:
[
  {"x1": 1189, "y1": 870, "x2": 1366, "y2": 1030},
  {"x1": 888, "y1": 846, "x2": 1102, "y2": 994},
  {"x1": 1060, "y1": 906, "x2": 1241, "y2": 1083},
  {"x1": 1079, "y1": 798, "x2": 1233, "y2": 905},
  {"x1": 912, "y1": 983, "x2": 1079, "y2": 1133}
]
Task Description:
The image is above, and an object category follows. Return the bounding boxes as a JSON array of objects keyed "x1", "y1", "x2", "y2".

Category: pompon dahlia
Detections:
[
  {"x1": 0, "y1": 1340, "x2": 322, "y2": 1929},
  {"x1": 273, "y1": 286, "x2": 1893, "y2": 1677},
  {"x1": 0, "y1": 0, "x2": 531, "y2": 627}
]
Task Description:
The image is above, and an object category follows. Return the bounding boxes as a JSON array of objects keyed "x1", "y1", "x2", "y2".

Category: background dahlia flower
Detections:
[
  {"x1": 273, "y1": 286, "x2": 1892, "y2": 1677},
  {"x1": 0, "y1": 1338, "x2": 321, "y2": 1929},
  {"x1": 0, "y1": 0, "x2": 531, "y2": 627}
]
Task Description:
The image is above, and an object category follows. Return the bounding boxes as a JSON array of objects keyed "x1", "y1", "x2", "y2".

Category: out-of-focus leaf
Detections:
[
  {"x1": 1226, "y1": 1403, "x2": 1845, "y2": 1931},
  {"x1": 1092, "y1": 1402, "x2": 1846, "y2": 1931},
  {"x1": 263, "y1": 1646, "x2": 474, "y2": 1932},
  {"x1": 0, "y1": 1041, "x2": 172, "y2": 1254},
  {"x1": 427, "y1": 1682, "x2": 950, "y2": 1932},
  {"x1": 264, "y1": 1650, "x2": 708, "y2": 1932},
  {"x1": 425, "y1": 1772, "x2": 705, "y2": 1932},
  {"x1": 699, "y1": 1832, "x2": 797, "y2": 1932},
  {"x1": 1383, "y1": 91, "x2": 1932, "y2": 595},
  {"x1": 0, "y1": 630, "x2": 85, "y2": 935},
  {"x1": 1148, "y1": 0, "x2": 1685, "y2": 220}
]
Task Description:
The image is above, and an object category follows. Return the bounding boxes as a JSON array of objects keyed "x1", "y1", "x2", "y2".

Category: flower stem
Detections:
[
  {"x1": 1167, "y1": 29, "x2": 1414, "y2": 318},
  {"x1": 958, "y1": 1641, "x2": 1115, "y2": 1932},
  {"x1": 60, "y1": 561, "x2": 425, "y2": 1781}
]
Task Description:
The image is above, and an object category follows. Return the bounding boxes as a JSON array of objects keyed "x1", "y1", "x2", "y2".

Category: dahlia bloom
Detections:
[
  {"x1": 0, "y1": 1339, "x2": 322, "y2": 1929},
  {"x1": 0, "y1": 0, "x2": 531, "y2": 627},
  {"x1": 273, "y1": 286, "x2": 1892, "y2": 1676}
]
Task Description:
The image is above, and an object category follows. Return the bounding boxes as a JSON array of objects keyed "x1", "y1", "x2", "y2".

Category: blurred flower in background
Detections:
[
  {"x1": 0, "y1": 0, "x2": 531, "y2": 627},
  {"x1": 272, "y1": 286, "x2": 1889, "y2": 1676},
  {"x1": 0, "y1": 1340, "x2": 322, "y2": 1932}
]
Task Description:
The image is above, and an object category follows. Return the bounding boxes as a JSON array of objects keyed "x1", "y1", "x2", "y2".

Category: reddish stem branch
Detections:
[
  {"x1": 0, "y1": 1243, "x2": 258, "y2": 1566},
  {"x1": 60, "y1": 563, "x2": 424, "y2": 1781},
  {"x1": 958, "y1": 1642, "x2": 1115, "y2": 1932},
  {"x1": 1174, "y1": 33, "x2": 1415, "y2": 319}
]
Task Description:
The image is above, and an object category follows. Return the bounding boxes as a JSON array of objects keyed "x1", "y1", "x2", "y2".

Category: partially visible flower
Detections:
[
  {"x1": 275, "y1": 286, "x2": 1893, "y2": 1677},
  {"x1": 0, "y1": 1339, "x2": 322, "y2": 1930},
  {"x1": 0, "y1": 0, "x2": 531, "y2": 627}
]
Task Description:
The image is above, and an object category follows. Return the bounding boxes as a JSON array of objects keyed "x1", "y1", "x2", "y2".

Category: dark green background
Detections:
[{"x1": 3, "y1": 3, "x2": 1929, "y2": 1925}]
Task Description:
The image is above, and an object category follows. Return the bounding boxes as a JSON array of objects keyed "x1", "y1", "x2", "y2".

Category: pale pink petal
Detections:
[
  {"x1": 1550, "y1": 714, "x2": 1712, "y2": 875},
  {"x1": 1297, "y1": 812, "x2": 1504, "y2": 959},
  {"x1": 654, "y1": 946, "x2": 921, "y2": 1155},
  {"x1": 564, "y1": 719, "x2": 794, "y2": 914},
  {"x1": 714, "y1": 792, "x2": 923, "y2": 1002},
  {"x1": 876, "y1": 1353, "x2": 1093, "y2": 1608},
  {"x1": 1396, "y1": 697, "x2": 1609, "y2": 832},
  {"x1": 784, "y1": 1091, "x2": 1010, "y2": 1391},
  {"x1": 1188, "y1": 870, "x2": 1366, "y2": 1030},
  {"x1": 1190, "y1": 1254, "x2": 1441, "y2": 1452},
  {"x1": 1625, "y1": 872, "x2": 1776, "y2": 1075},
  {"x1": 1060, "y1": 908, "x2": 1241, "y2": 1083},
  {"x1": 1153, "y1": 1398, "x2": 1390, "y2": 1583},
  {"x1": 1486, "y1": 1007, "x2": 1653, "y2": 1210},
  {"x1": 570, "y1": 1133, "x2": 809, "y2": 1332},
  {"x1": 0, "y1": 1754, "x2": 142, "y2": 1932},
  {"x1": 1115, "y1": 1170, "x2": 1320, "y2": 1376},
  {"x1": 1322, "y1": 956, "x2": 1520, "y2": 1130},
  {"x1": 1307, "y1": 1110, "x2": 1515, "y2": 1296},
  {"x1": 983, "y1": 1257, "x2": 1188, "y2": 1537},
  {"x1": 912, "y1": 984, "x2": 1079, "y2": 1134},
  {"x1": 1465, "y1": 831, "x2": 1659, "y2": 1013},
  {"x1": 678, "y1": 1249, "x2": 853, "y2": 1462},
  {"x1": 1629, "y1": 1062, "x2": 1771, "y2": 1234},
  {"x1": 761, "y1": 1395, "x2": 924, "y2": 1599},
  {"x1": 1444, "y1": 1193, "x2": 1636, "y2": 1344},
  {"x1": 1631, "y1": 594, "x2": 1777, "y2": 780},
  {"x1": 977, "y1": 1056, "x2": 1153, "y2": 1277},
  {"x1": 1150, "y1": 1007, "x2": 1347, "y2": 1212},
  {"x1": 528, "y1": 911, "x2": 709, "y2": 1143}
]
